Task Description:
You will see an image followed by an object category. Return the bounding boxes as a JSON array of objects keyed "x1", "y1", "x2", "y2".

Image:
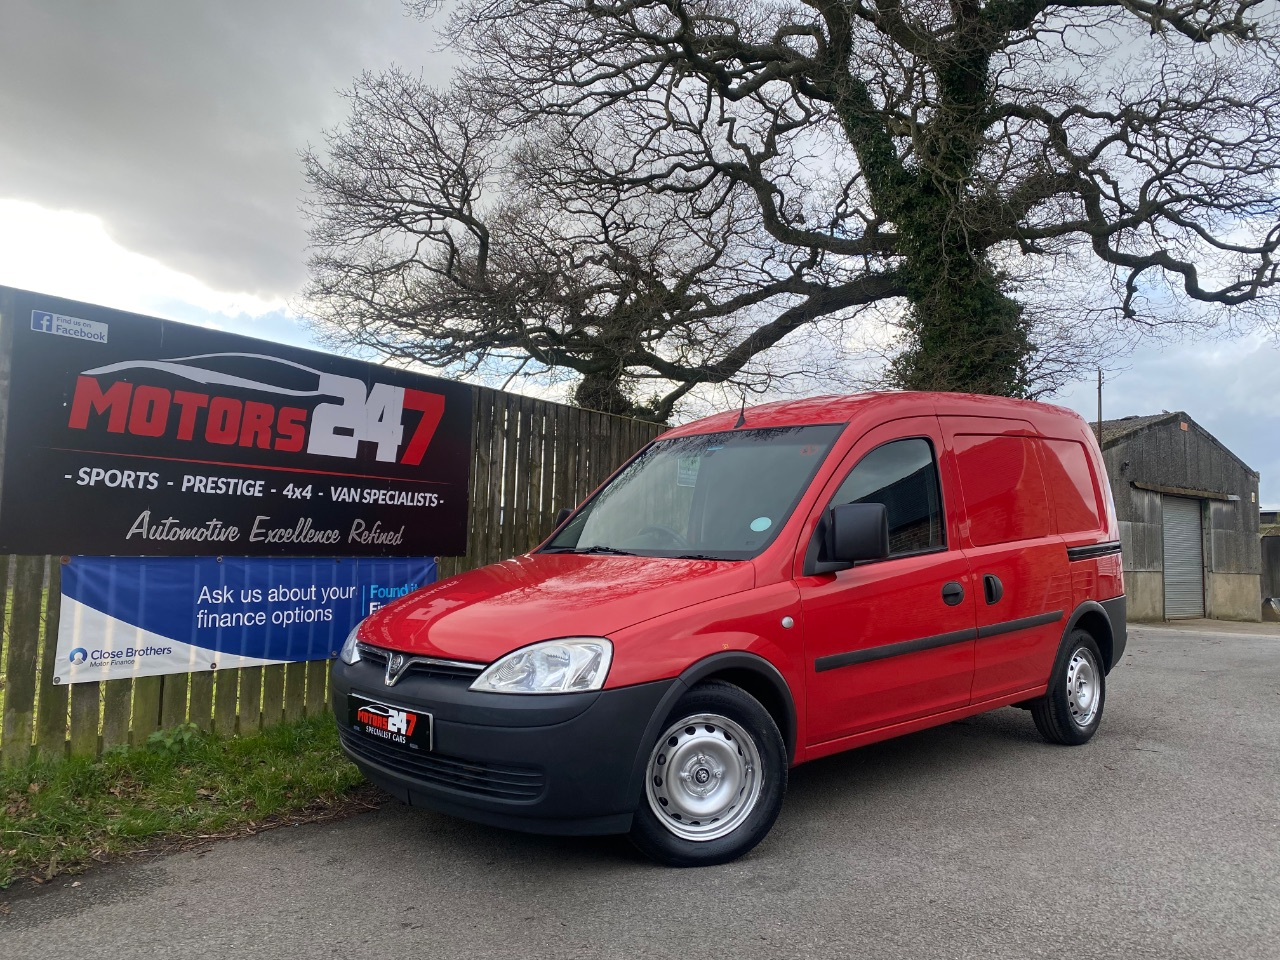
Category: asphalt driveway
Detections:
[{"x1": 4, "y1": 623, "x2": 1278, "y2": 959}]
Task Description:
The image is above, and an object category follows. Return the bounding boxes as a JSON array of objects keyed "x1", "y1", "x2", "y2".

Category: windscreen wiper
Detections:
[{"x1": 544, "y1": 544, "x2": 637, "y2": 556}]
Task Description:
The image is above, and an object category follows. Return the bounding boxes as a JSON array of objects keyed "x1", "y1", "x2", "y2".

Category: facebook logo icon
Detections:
[{"x1": 28, "y1": 309, "x2": 108, "y2": 343}]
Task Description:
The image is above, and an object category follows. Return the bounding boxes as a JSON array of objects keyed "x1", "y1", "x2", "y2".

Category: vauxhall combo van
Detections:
[{"x1": 332, "y1": 392, "x2": 1126, "y2": 866}]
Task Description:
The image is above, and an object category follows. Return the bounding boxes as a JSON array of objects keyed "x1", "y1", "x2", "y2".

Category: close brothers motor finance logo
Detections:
[
  {"x1": 68, "y1": 647, "x2": 88, "y2": 664},
  {"x1": 65, "y1": 353, "x2": 446, "y2": 466}
]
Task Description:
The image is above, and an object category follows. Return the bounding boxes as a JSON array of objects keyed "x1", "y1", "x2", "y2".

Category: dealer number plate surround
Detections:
[{"x1": 347, "y1": 694, "x2": 433, "y2": 752}]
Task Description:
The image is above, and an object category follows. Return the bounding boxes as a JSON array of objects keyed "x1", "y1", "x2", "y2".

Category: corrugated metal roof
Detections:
[
  {"x1": 1090, "y1": 412, "x2": 1181, "y2": 447},
  {"x1": 1091, "y1": 411, "x2": 1258, "y2": 476}
]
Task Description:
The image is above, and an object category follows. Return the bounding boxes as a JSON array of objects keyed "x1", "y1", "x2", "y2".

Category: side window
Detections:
[{"x1": 830, "y1": 438, "x2": 945, "y2": 556}]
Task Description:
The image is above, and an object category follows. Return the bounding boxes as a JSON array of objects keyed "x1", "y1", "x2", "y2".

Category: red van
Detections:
[{"x1": 332, "y1": 392, "x2": 1126, "y2": 866}]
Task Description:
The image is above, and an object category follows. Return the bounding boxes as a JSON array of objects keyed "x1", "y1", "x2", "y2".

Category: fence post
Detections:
[
  {"x1": 283, "y1": 661, "x2": 307, "y2": 722},
  {"x1": 1, "y1": 556, "x2": 45, "y2": 765},
  {"x1": 101, "y1": 678, "x2": 133, "y2": 749},
  {"x1": 305, "y1": 659, "x2": 329, "y2": 717},
  {"x1": 261, "y1": 664, "x2": 285, "y2": 729},
  {"x1": 188, "y1": 669, "x2": 215, "y2": 732},
  {"x1": 0, "y1": 555, "x2": 11, "y2": 698},
  {"x1": 68, "y1": 678, "x2": 101, "y2": 757},
  {"x1": 159, "y1": 673, "x2": 189, "y2": 730},
  {"x1": 35, "y1": 557, "x2": 68, "y2": 760},
  {"x1": 130, "y1": 675, "x2": 163, "y2": 746},
  {"x1": 238, "y1": 665, "x2": 263, "y2": 735},
  {"x1": 212, "y1": 668, "x2": 240, "y2": 737}
]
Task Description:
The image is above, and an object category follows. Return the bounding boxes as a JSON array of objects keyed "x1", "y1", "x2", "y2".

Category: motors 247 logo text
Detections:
[{"x1": 65, "y1": 353, "x2": 446, "y2": 465}]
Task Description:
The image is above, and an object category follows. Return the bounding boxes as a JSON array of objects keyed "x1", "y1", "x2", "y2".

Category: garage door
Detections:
[{"x1": 1163, "y1": 496, "x2": 1204, "y2": 619}]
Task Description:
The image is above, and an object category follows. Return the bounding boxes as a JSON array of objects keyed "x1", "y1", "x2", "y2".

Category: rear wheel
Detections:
[
  {"x1": 1031, "y1": 630, "x2": 1105, "y2": 745},
  {"x1": 629, "y1": 681, "x2": 787, "y2": 867}
]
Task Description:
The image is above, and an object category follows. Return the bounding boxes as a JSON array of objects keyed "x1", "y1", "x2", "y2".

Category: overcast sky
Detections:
[{"x1": 1, "y1": 0, "x2": 1277, "y2": 506}]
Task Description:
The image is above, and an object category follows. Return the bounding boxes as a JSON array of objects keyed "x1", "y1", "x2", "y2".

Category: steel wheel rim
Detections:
[
  {"x1": 644, "y1": 713, "x2": 762, "y2": 842},
  {"x1": 1066, "y1": 646, "x2": 1100, "y2": 729}
]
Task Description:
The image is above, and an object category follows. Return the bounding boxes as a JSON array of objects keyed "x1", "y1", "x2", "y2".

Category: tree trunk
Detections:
[
  {"x1": 838, "y1": 32, "x2": 1033, "y2": 398},
  {"x1": 574, "y1": 369, "x2": 635, "y2": 416},
  {"x1": 888, "y1": 237, "x2": 1033, "y2": 397}
]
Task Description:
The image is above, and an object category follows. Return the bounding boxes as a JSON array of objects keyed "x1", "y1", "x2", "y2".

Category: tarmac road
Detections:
[{"x1": 3, "y1": 623, "x2": 1278, "y2": 960}]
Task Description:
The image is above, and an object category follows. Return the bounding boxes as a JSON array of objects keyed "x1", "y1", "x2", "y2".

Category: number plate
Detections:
[{"x1": 347, "y1": 695, "x2": 433, "y2": 752}]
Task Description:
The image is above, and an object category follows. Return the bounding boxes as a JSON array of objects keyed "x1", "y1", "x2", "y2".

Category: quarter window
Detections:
[{"x1": 830, "y1": 438, "x2": 945, "y2": 556}]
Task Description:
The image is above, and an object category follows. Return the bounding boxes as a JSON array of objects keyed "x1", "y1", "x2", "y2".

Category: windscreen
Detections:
[{"x1": 545, "y1": 424, "x2": 843, "y2": 560}]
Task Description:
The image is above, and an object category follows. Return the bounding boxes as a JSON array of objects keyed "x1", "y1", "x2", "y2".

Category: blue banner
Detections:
[{"x1": 54, "y1": 555, "x2": 436, "y2": 684}]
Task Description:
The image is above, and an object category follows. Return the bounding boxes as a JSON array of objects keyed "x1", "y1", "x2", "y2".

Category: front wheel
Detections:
[
  {"x1": 629, "y1": 681, "x2": 787, "y2": 867},
  {"x1": 1031, "y1": 630, "x2": 1106, "y2": 745}
]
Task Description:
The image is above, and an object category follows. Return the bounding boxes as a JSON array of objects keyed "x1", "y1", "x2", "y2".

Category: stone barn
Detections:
[{"x1": 1094, "y1": 412, "x2": 1261, "y2": 622}]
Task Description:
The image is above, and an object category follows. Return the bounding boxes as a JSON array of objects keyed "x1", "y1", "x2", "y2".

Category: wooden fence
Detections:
[{"x1": 0, "y1": 386, "x2": 663, "y2": 765}]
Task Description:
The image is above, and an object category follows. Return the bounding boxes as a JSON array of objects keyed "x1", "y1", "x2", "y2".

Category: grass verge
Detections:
[{"x1": 0, "y1": 714, "x2": 374, "y2": 890}]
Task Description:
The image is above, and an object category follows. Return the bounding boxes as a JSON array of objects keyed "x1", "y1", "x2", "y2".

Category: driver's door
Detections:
[{"x1": 797, "y1": 417, "x2": 978, "y2": 746}]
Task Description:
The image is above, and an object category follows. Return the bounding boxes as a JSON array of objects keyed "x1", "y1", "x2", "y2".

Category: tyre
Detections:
[
  {"x1": 629, "y1": 681, "x2": 787, "y2": 867},
  {"x1": 1031, "y1": 629, "x2": 1106, "y2": 745}
]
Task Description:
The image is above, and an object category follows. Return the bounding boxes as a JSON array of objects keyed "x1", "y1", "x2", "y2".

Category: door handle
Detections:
[
  {"x1": 984, "y1": 574, "x2": 1004, "y2": 605},
  {"x1": 941, "y1": 581, "x2": 965, "y2": 606}
]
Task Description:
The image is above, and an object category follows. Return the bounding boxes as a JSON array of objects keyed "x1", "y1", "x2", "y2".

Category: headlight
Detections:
[
  {"x1": 339, "y1": 622, "x2": 363, "y2": 664},
  {"x1": 470, "y1": 638, "x2": 612, "y2": 694}
]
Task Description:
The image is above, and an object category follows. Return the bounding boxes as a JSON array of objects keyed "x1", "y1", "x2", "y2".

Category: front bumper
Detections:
[{"x1": 330, "y1": 657, "x2": 676, "y2": 836}]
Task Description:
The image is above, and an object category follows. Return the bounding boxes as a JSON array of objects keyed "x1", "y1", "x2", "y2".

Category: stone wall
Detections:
[
  {"x1": 1207, "y1": 572, "x2": 1263, "y2": 622},
  {"x1": 1124, "y1": 571, "x2": 1165, "y2": 622}
]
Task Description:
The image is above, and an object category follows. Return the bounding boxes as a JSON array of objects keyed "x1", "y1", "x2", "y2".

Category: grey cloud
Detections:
[
  {"x1": 1056, "y1": 336, "x2": 1280, "y2": 508},
  {"x1": 0, "y1": 0, "x2": 453, "y2": 298}
]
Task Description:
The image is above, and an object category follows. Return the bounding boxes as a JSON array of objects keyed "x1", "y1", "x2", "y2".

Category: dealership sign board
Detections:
[
  {"x1": 0, "y1": 287, "x2": 473, "y2": 556},
  {"x1": 54, "y1": 555, "x2": 436, "y2": 684}
]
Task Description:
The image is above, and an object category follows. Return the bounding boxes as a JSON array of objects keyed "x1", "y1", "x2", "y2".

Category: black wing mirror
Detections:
[
  {"x1": 552, "y1": 506, "x2": 573, "y2": 531},
  {"x1": 824, "y1": 502, "x2": 889, "y2": 565}
]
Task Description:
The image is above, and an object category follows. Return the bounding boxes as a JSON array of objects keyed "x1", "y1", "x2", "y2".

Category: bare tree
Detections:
[
  {"x1": 306, "y1": 0, "x2": 1280, "y2": 415},
  {"x1": 304, "y1": 73, "x2": 896, "y2": 420}
]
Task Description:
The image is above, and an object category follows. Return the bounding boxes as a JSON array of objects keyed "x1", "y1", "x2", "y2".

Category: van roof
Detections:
[{"x1": 662, "y1": 391, "x2": 1084, "y2": 439}]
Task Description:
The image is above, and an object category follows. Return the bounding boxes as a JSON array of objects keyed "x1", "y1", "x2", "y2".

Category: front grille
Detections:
[
  {"x1": 357, "y1": 643, "x2": 485, "y2": 682},
  {"x1": 339, "y1": 728, "x2": 545, "y2": 802}
]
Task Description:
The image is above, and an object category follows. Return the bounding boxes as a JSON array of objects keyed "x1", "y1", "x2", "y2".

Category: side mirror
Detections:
[
  {"x1": 824, "y1": 502, "x2": 889, "y2": 565},
  {"x1": 553, "y1": 506, "x2": 573, "y2": 530}
]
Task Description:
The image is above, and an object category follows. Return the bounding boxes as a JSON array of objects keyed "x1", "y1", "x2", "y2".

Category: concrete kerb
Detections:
[{"x1": 1131, "y1": 618, "x2": 1280, "y2": 639}]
